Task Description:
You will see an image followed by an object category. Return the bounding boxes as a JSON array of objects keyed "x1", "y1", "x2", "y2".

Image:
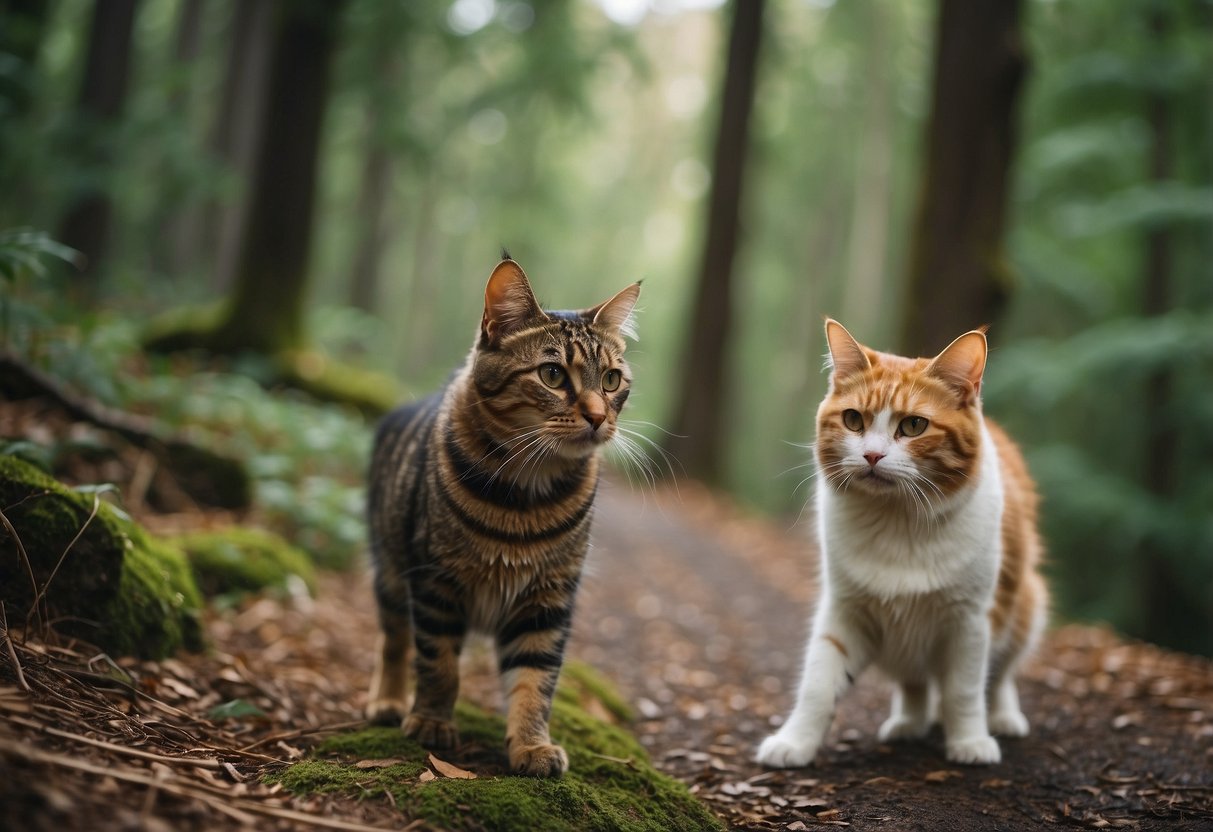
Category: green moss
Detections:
[
  {"x1": 558, "y1": 660, "x2": 635, "y2": 723},
  {"x1": 143, "y1": 307, "x2": 400, "y2": 418},
  {"x1": 267, "y1": 688, "x2": 723, "y2": 832},
  {"x1": 0, "y1": 455, "x2": 204, "y2": 658},
  {"x1": 174, "y1": 526, "x2": 316, "y2": 599},
  {"x1": 277, "y1": 349, "x2": 400, "y2": 418}
]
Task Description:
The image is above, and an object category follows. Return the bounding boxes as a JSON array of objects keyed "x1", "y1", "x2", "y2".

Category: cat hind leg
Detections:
[
  {"x1": 988, "y1": 675, "x2": 1029, "y2": 737},
  {"x1": 877, "y1": 681, "x2": 934, "y2": 742}
]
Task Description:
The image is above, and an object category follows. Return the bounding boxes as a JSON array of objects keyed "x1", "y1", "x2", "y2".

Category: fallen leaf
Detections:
[
  {"x1": 208, "y1": 699, "x2": 267, "y2": 721},
  {"x1": 786, "y1": 823, "x2": 808, "y2": 831},
  {"x1": 428, "y1": 754, "x2": 477, "y2": 780},
  {"x1": 924, "y1": 770, "x2": 963, "y2": 783},
  {"x1": 980, "y1": 778, "x2": 1013, "y2": 790},
  {"x1": 355, "y1": 758, "x2": 406, "y2": 769},
  {"x1": 418, "y1": 770, "x2": 436, "y2": 783}
]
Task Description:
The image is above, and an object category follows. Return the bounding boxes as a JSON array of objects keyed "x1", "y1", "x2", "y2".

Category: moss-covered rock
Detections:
[
  {"x1": 174, "y1": 526, "x2": 316, "y2": 599},
  {"x1": 0, "y1": 455, "x2": 204, "y2": 658},
  {"x1": 267, "y1": 685, "x2": 724, "y2": 832},
  {"x1": 142, "y1": 305, "x2": 400, "y2": 418}
]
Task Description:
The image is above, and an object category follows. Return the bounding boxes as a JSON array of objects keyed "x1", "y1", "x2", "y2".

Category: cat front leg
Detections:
[
  {"x1": 939, "y1": 612, "x2": 1000, "y2": 764},
  {"x1": 496, "y1": 608, "x2": 572, "y2": 777},
  {"x1": 500, "y1": 664, "x2": 567, "y2": 776},
  {"x1": 403, "y1": 595, "x2": 466, "y2": 749},
  {"x1": 757, "y1": 609, "x2": 870, "y2": 768}
]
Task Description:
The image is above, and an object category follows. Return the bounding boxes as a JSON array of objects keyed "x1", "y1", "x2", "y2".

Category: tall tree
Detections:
[
  {"x1": 1137, "y1": 6, "x2": 1194, "y2": 653},
  {"x1": 203, "y1": 0, "x2": 274, "y2": 291},
  {"x1": 56, "y1": 0, "x2": 140, "y2": 280},
  {"x1": 156, "y1": 0, "x2": 345, "y2": 354},
  {"x1": 665, "y1": 0, "x2": 766, "y2": 485},
  {"x1": 840, "y1": 0, "x2": 894, "y2": 338},
  {"x1": 899, "y1": 0, "x2": 1026, "y2": 355}
]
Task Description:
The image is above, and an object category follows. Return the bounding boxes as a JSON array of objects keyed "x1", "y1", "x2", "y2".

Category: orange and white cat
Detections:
[{"x1": 757, "y1": 319, "x2": 1047, "y2": 767}]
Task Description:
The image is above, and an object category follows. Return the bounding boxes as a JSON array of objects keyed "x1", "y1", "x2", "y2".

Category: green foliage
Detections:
[
  {"x1": 0, "y1": 454, "x2": 204, "y2": 658},
  {"x1": 0, "y1": 227, "x2": 80, "y2": 285},
  {"x1": 995, "y1": 0, "x2": 1213, "y2": 654},
  {"x1": 268, "y1": 697, "x2": 723, "y2": 832},
  {"x1": 124, "y1": 366, "x2": 372, "y2": 570}
]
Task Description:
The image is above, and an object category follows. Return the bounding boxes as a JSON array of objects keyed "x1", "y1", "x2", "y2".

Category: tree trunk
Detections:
[
  {"x1": 214, "y1": 0, "x2": 345, "y2": 354},
  {"x1": 1137, "y1": 8, "x2": 1191, "y2": 654},
  {"x1": 0, "y1": 0, "x2": 50, "y2": 117},
  {"x1": 347, "y1": 133, "x2": 394, "y2": 312},
  {"x1": 203, "y1": 0, "x2": 274, "y2": 292},
  {"x1": 899, "y1": 0, "x2": 1025, "y2": 355},
  {"x1": 665, "y1": 0, "x2": 765, "y2": 485},
  {"x1": 841, "y1": 0, "x2": 893, "y2": 338},
  {"x1": 158, "y1": 0, "x2": 207, "y2": 280},
  {"x1": 56, "y1": 0, "x2": 140, "y2": 281}
]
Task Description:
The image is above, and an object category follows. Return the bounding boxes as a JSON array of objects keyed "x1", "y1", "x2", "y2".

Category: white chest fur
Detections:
[{"x1": 817, "y1": 425, "x2": 1005, "y2": 656}]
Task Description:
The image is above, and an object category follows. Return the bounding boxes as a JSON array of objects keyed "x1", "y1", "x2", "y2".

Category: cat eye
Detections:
[
  {"x1": 539, "y1": 364, "x2": 567, "y2": 389},
  {"x1": 842, "y1": 409, "x2": 864, "y2": 432},
  {"x1": 899, "y1": 415, "x2": 929, "y2": 437},
  {"x1": 602, "y1": 369, "x2": 622, "y2": 392}
]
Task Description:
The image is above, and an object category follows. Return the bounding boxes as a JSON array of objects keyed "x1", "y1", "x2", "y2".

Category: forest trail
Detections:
[
  {"x1": 575, "y1": 480, "x2": 1213, "y2": 830},
  {"x1": 4, "y1": 476, "x2": 1212, "y2": 831}
]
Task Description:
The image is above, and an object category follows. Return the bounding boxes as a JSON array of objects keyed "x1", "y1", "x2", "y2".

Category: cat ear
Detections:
[
  {"x1": 928, "y1": 328, "x2": 988, "y2": 404},
  {"x1": 824, "y1": 318, "x2": 871, "y2": 382},
  {"x1": 586, "y1": 282, "x2": 642, "y2": 340},
  {"x1": 481, "y1": 258, "x2": 545, "y2": 348}
]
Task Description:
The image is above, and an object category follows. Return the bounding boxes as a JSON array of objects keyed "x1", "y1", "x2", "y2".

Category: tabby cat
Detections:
[
  {"x1": 365, "y1": 255, "x2": 640, "y2": 777},
  {"x1": 757, "y1": 319, "x2": 1047, "y2": 767}
]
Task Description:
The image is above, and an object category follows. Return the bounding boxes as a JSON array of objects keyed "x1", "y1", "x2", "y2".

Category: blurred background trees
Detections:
[{"x1": 0, "y1": 0, "x2": 1209, "y2": 654}]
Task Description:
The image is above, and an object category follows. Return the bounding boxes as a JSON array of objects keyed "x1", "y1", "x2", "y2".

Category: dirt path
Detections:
[
  {"x1": 4, "y1": 477, "x2": 1212, "y2": 831},
  {"x1": 574, "y1": 481, "x2": 1213, "y2": 831}
]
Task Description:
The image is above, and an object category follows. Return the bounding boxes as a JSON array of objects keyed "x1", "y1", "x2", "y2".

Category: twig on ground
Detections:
[
  {"x1": 0, "y1": 602, "x2": 30, "y2": 691},
  {"x1": 0, "y1": 505, "x2": 42, "y2": 634},
  {"x1": 0, "y1": 737, "x2": 396, "y2": 831},
  {"x1": 27, "y1": 491, "x2": 101, "y2": 636},
  {"x1": 237, "y1": 720, "x2": 366, "y2": 753}
]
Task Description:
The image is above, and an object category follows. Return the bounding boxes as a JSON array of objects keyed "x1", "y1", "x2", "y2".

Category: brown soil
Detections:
[{"x1": 2, "y1": 477, "x2": 1212, "y2": 831}]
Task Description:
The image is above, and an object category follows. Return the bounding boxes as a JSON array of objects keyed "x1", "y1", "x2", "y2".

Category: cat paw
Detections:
[
  {"x1": 509, "y1": 742, "x2": 568, "y2": 778},
  {"x1": 403, "y1": 714, "x2": 459, "y2": 749},
  {"x1": 877, "y1": 714, "x2": 931, "y2": 743},
  {"x1": 989, "y1": 710, "x2": 1030, "y2": 738},
  {"x1": 365, "y1": 698, "x2": 408, "y2": 726},
  {"x1": 756, "y1": 732, "x2": 818, "y2": 768},
  {"x1": 946, "y1": 734, "x2": 1001, "y2": 765}
]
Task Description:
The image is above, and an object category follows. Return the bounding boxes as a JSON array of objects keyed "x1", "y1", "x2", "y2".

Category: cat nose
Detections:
[
  {"x1": 580, "y1": 400, "x2": 607, "y2": 430},
  {"x1": 863, "y1": 452, "x2": 885, "y2": 468}
]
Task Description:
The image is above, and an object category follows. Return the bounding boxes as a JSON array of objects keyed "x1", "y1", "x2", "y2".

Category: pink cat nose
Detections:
[
  {"x1": 582, "y1": 409, "x2": 606, "y2": 430},
  {"x1": 864, "y1": 452, "x2": 885, "y2": 468}
]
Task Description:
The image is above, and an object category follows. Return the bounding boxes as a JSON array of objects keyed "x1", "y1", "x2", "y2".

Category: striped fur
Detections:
[
  {"x1": 758, "y1": 319, "x2": 1047, "y2": 768},
  {"x1": 366, "y1": 257, "x2": 640, "y2": 777}
]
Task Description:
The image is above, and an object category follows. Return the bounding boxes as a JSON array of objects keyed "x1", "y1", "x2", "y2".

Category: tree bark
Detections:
[
  {"x1": 347, "y1": 130, "x2": 394, "y2": 312},
  {"x1": 213, "y1": 0, "x2": 345, "y2": 354},
  {"x1": 56, "y1": 0, "x2": 140, "y2": 281},
  {"x1": 0, "y1": 0, "x2": 50, "y2": 117},
  {"x1": 665, "y1": 0, "x2": 765, "y2": 485},
  {"x1": 899, "y1": 0, "x2": 1025, "y2": 355},
  {"x1": 1137, "y1": 8, "x2": 1191, "y2": 654},
  {"x1": 203, "y1": 0, "x2": 274, "y2": 292},
  {"x1": 841, "y1": 0, "x2": 893, "y2": 338},
  {"x1": 158, "y1": 0, "x2": 207, "y2": 279}
]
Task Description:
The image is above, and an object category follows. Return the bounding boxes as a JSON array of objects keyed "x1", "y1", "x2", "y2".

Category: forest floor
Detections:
[{"x1": 3, "y1": 476, "x2": 1213, "y2": 831}]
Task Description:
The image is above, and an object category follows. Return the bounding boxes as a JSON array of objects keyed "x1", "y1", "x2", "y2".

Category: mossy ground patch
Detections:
[
  {"x1": 268, "y1": 691, "x2": 723, "y2": 832},
  {"x1": 0, "y1": 455, "x2": 203, "y2": 658}
]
